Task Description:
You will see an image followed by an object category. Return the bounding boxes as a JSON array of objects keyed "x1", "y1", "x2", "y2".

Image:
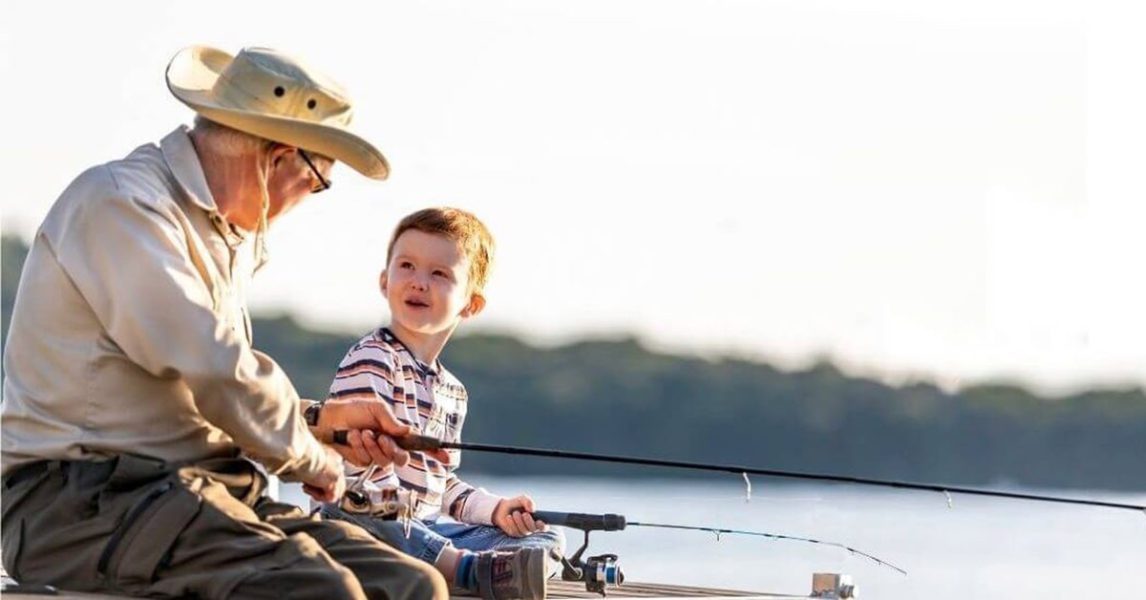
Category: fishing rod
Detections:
[
  {"x1": 529, "y1": 509, "x2": 906, "y2": 596},
  {"x1": 328, "y1": 431, "x2": 1146, "y2": 512}
]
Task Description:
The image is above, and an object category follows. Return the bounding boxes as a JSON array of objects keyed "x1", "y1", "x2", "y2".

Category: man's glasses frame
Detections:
[{"x1": 298, "y1": 149, "x2": 332, "y2": 194}]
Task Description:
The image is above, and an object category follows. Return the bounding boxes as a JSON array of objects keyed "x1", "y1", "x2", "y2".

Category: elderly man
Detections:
[{"x1": 1, "y1": 46, "x2": 448, "y2": 599}]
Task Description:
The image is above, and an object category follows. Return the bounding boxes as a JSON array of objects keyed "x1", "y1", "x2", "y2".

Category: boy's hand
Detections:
[
  {"x1": 492, "y1": 495, "x2": 548, "y2": 537},
  {"x1": 302, "y1": 445, "x2": 346, "y2": 503}
]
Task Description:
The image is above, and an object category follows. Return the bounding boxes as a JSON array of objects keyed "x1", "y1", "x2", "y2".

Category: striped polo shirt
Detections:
[{"x1": 328, "y1": 327, "x2": 503, "y2": 524}]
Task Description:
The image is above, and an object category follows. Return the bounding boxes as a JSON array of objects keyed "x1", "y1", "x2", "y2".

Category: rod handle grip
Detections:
[
  {"x1": 531, "y1": 511, "x2": 627, "y2": 531},
  {"x1": 330, "y1": 430, "x2": 444, "y2": 451}
]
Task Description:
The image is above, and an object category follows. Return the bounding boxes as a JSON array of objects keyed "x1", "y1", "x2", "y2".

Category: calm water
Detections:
[{"x1": 282, "y1": 476, "x2": 1146, "y2": 599}]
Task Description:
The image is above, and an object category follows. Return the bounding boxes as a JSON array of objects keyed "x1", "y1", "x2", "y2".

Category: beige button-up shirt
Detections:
[{"x1": 1, "y1": 127, "x2": 329, "y2": 481}]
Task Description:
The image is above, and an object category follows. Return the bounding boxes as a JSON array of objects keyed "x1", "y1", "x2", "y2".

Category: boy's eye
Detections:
[
  {"x1": 433, "y1": 270, "x2": 449, "y2": 279},
  {"x1": 399, "y1": 261, "x2": 414, "y2": 269}
]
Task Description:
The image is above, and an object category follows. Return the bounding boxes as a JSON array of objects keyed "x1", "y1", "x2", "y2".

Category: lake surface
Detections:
[{"x1": 282, "y1": 475, "x2": 1146, "y2": 599}]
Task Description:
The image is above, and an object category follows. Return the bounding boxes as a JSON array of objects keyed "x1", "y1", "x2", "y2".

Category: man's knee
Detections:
[
  {"x1": 293, "y1": 563, "x2": 368, "y2": 600},
  {"x1": 359, "y1": 556, "x2": 448, "y2": 600},
  {"x1": 308, "y1": 517, "x2": 449, "y2": 600},
  {"x1": 230, "y1": 559, "x2": 367, "y2": 600},
  {"x1": 407, "y1": 559, "x2": 450, "y2": 600}
]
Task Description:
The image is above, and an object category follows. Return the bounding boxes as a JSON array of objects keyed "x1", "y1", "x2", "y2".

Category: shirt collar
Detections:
[
  {"x1": 380, "y1": 327, "x2": 441, "y2": 379},
  {"x1": 160, "y1": 126, "x2": 248, "y2": 246}
]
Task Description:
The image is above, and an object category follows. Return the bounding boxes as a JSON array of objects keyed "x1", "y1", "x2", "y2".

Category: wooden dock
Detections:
[
  {"x1": 2, "y1": 575, "x2": 821, "y2": 599},
  {"x1": 545, "y1": 579, "x2": 797, "y2": 598},
  {"x1": 4, "y1": 567, "x2": 847, "y2": 599}
]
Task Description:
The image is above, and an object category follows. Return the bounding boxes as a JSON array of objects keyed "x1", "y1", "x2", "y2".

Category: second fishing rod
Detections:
[{"x1": 327, "y1": 430, "x2": 1146, "y2": 513}]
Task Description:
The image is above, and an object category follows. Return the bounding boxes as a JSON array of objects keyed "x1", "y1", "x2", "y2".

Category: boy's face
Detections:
[{"x1": 381, "y1": 229, "x2": 484, "y2": 337}]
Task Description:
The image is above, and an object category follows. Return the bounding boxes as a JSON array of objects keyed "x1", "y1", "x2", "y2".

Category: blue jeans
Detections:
[{"x1": 322, "y1": 505, "x2": 566, "y2": 577}]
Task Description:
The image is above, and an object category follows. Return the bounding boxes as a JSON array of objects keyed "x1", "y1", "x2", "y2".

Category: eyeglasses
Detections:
[{"x1": 298, "y1": 149, "x2": 332, "y2": 194}]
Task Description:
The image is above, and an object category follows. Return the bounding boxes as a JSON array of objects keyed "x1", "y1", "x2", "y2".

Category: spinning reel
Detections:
[
  {"x1": 561, "y1": 551, "x2": 623, "y2": 596},
  {"x1": 339, "y1": 468, "x2": 418, "y2": 537},
  {"x1": 533, "y1": 511, "x2": 626, "y2": 596}
]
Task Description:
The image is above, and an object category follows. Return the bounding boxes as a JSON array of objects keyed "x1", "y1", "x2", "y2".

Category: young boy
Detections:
[{"x1": 322, "y1": 207, "x2": 564, "y2": 600}]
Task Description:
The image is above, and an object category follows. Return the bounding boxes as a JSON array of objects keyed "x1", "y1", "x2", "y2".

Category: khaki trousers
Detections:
[{"x1": 1, "y1": 454, "x2": 447, "y2": 599}]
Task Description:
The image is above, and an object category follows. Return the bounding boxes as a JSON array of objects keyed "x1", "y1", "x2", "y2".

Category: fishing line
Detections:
[
  {"x1": 626, "y1": 520, "x2": 908, "y2": 576},
  {"x1": 530, "y1": 510, "x2": 907, "y2": 579}
]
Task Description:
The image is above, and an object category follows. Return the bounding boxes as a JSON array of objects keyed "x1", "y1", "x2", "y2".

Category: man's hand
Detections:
[
  {"x1": 301, "y1": 445, "x2": 346, "y2": 503},
  {"x1": 492, "y1": 495, "x2": 548, "y2": 538},
  {"x1": 312, "y1": 400, "x2": 450, "y2": 467}
]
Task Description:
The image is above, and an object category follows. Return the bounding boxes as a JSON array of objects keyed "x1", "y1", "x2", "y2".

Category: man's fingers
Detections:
[
  {"x1": 360, "y1": 430, "x2": 385, "y2": 465},
  {"x1": 426, "y1": 448, "x2": 450, "y2": 464},
  {"x1": 368, "y1": 402, "x2": 413, "y2": 437},
  {"x1": 380, "y1": 434, "x2": 411, "y2": 467},
  {"x1": 303, "y1": 484, "x2": 334, "y2": 503},
  {"x1": 363, "y1": 430, "x2": 410, "y2": 468},
  {"x1": 347, "y1": 429, "x2": 372, "y2": 466},
  {"x1": 520, "y1": 496, "x2": 536, "y2": 513}
]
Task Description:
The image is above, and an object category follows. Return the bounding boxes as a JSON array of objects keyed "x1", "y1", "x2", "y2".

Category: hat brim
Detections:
[{"x1": 166, "y1": 46, "x2": 389, "y2": 180}]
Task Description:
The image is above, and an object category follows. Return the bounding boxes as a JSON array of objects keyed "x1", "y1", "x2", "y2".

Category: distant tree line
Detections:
[{"x1": 4, "y1": 234, "x2": 1144, "y2": 490}]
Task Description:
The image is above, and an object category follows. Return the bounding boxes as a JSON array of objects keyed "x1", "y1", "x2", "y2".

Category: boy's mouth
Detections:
[{"x1": 404, "y1": 298, "x2": 430, "y2": 308}]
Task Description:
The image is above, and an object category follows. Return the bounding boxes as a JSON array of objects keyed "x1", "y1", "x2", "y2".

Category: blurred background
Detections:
[{"x1": 3, "y1": 1, "x2": 1145, "y2": 597}]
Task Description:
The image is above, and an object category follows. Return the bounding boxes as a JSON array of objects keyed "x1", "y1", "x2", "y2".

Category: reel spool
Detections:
[{"x1": 583, "y1": 553, "x2": 624, "y2": 595}]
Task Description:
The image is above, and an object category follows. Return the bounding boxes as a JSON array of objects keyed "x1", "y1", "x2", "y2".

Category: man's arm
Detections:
[{"x1": 48, "y1": 186, "x2": 329, "y2": 480}]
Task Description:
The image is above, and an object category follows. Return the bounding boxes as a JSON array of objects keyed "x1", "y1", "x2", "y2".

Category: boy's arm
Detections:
[
  {"x1": 444, "y1": 473, "x2": 545, "y2": 535},
  {"x1": 443, "y1": 473, "x2": 505, "y2": 526}
]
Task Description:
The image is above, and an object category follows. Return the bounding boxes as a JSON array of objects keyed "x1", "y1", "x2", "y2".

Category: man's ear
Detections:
[
  {"x1": 378, "y1": 270, "x2": 390, "y2": 298},
  {"x1": 461, "y1": 292, "x2": 486, "y2": 319},
  {"x1": 268, "y1": 144, "x2": 293, "y2": 168}
]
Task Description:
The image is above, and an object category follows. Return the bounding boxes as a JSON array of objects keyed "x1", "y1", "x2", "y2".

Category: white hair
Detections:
[{"x1": 191, "y1": 115, "x2": 275, "y2": 157}]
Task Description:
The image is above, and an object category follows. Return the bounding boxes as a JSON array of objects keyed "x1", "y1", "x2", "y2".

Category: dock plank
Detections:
[{"x1": 5, "y1": 568, "x2": 799, "y2": 599}]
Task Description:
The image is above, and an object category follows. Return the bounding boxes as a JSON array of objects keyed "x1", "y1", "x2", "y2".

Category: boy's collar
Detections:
[{"x1": 379, "y1": 327, "x2": 441, "y2": 378}]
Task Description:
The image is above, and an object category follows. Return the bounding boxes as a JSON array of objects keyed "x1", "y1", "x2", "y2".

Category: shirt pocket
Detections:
[{"x1": 423, "y1": 404, "x2": 447, "y2": 439}]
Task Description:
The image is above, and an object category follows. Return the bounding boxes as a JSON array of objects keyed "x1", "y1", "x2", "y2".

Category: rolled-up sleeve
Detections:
[
  {"x1": 46, "y1": 176, "x2": 328, "y2": 481},
  {"x1": 443, "y1": 474, "x2": 504, "y2": 525}
]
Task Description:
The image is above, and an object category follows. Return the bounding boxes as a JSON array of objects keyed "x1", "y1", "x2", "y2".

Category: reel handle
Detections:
[{"x1": 532, "y1": 511, "x2": 627, "y2": 532}]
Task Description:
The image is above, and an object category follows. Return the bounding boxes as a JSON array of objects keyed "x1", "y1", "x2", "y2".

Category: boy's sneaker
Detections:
[{"x1": 475, "y1": 547, "x2": 547, "y2": 600}]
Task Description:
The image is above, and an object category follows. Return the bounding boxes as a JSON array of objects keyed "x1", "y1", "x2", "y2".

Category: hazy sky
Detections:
[{"x1": 2, "y1": 1, "x2": 1143, "y2": 393}]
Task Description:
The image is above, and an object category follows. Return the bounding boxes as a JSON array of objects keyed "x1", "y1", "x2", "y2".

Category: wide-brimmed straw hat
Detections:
[{"x1": 166, "y1": 45, "x2": 389, "y2": 179}]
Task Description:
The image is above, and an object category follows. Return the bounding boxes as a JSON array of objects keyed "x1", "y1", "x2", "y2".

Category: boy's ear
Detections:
[
  {"x1": 378, "y1": 270, "x2": 389, "y2": 298},
  {"x1": 460, "y1": 292, "x2": 486, "y2": 319}
]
